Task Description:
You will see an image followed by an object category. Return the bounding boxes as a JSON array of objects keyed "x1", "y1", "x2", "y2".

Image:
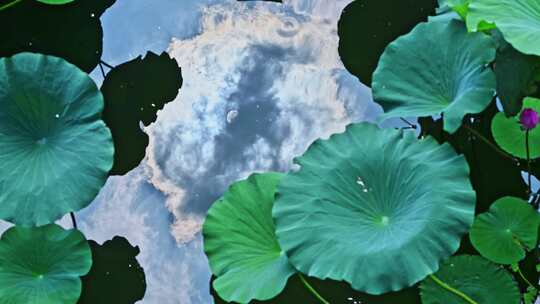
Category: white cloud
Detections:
[
  {"x1": 71, "y1": 169, "x2": 212, "y2": 304},
  {"x1": 287, "y1": 0, "x2": 353, "y2": 20},
  {"x1": 0, "y1": 167, "x2": 213, "y2": 304},
  {"x1": 143, "y1": 1, "x2": 376, "y2": 245}
]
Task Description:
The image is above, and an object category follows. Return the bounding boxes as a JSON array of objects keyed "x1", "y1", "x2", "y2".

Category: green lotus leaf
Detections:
[
  {"x1": 273, "y1": 122, "x2": 476, "y2": 294},
  {"x1": 492, "y1": 97, "x2": 540, "y2": 159},
  {"x1": 440, "y1": 0, "x2": 496, "y2": 31},
  {"x1": 372, "y1": 20, "x2": 496, "y2": 134},
  {"x1": 517, "y1": 252, "x2": 540, "y2": 298},
  {"x1": 446, "y1": 0, "x2": 469, "y2": 19},
  {"x1": 420, "y1": 255, "x2": 520, "y2": 304},
  {"x1": 470, "y1": 197, "x2": 540, "y2": 264},
  {"x1": 431, "y1": 0, "x2": 461, "y2": 23},
  {"x1": 0, "y1": 53, "x2": 114, "y2": 226},
  {"x1": 338, "y1": 0, "x2": 436, "y2": 86},
  {"x1": 36, "y1": 0, "x2": 75, "y2": 4},
  {"x1": 524, "y1": 286, "x2": 538, "y2": 304},
  {"x1": 429, "y1": 10, "x2": 460, "y2": 24},
  {"x1": 78, "y1": 236, "x2": 146, "y2": 304},
  {"x1": 203, "y1": 172, "x2": 296, "y2": 303},
  {"x1": 467, "y1": 0, "x2": 540, "y2": 56},
  {"x1": 0, "y1": 224, "x2": 92, "y2": 304}
]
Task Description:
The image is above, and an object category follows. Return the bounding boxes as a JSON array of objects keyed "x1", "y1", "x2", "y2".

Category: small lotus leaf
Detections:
[
  {"x1": 420, "y1": 255, "x2": 520, "y2": 304},
  {"x1": 492, "y1": 97, "x2": 540, "y2": 159},
  {"x1": 470, "y1": 197, "x2": 540, "y2": 264},
  {"x1": 36, "y1": 0, "x2": 75, "y2": 4},
  {"x1": 372, "y1": 20, "x2": 496, "y2": 133},
  {"x1": 203, "y1": 173, "x2": 296, "y2": 303},
  {"x1": 0, "y1": 224, "x2": 92, "y2": 304}
]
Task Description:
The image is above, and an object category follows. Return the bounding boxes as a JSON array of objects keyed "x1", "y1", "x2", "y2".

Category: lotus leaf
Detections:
[
  {"x1": 492, "y1": 97, "x2": 540, "y2": 159},
  {"x1": 0, "y1": 53, "x2": 114, "y2": 226},
  {"x1": 420, "y1": 255, "x2": 520, "y2": 304},
  {"x1": 203, "y1": 173, "x2": 295, "y2": 303},
  {"x1": 467, "y1": 0, "x2": 540, "y2": 56},
  {"x1": 273, "y1": 123, "x2": 476, "y2": 294},
  {"x1": 470, "y1": 197, "x2": 540, "y2": 264},
  {"x1": 372, "y1": 20, "x2": 496, "y2": 134},
  {"x1": 0, "y1": 224, "x2": 92, "y2": 304}
]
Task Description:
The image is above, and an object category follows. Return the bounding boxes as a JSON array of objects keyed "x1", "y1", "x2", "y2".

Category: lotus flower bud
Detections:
[{"x1": 520, "y1": 108, "x2": 539, "y2": 130}]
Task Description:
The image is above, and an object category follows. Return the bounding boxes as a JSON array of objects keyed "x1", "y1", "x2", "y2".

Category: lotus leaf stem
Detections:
[
  {"x1": 70, "y1": 212, "x2": 78, "y2": 230},
  {"x1": 463, "y1": 124, "x2": 515, "y2": 162},
  {"x1": 0, "y1": 0, "x2": 23, "y2": 11},
  {"x1": 515, "y1": 265, "x2": 537, "y2": 291},
  {"x1": 99, "y1": 62, "x2": 107, "y2": 79},
  {"x1": 400, "y1": 117, "x2": 417, "y2": 129},
  {"x1": 428, "y1": 274, "x2": 478, "y2": 304},
  {"x1": 100, "y1": 60, "x2": 115, "y2": 69},
  {"x1": 526, "y1": 130, "x2": 533, "y2": 198},
  {"x1": 298, "y1": 273, "x2": 330, "y2": 304}
]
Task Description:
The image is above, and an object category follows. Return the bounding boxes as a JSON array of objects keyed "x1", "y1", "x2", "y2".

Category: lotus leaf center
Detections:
[{"x1": 36, "y1": 138, "x2": 48, "y2": 145}]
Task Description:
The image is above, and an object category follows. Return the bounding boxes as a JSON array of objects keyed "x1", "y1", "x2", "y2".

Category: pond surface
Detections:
[{"x1": 1, "y1": 1, "x2": 408, "y2": 303}]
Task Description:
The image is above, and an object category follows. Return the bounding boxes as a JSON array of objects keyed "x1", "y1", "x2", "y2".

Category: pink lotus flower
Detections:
[{"x1": 520, "y1": 108, "x2": 539, "y2": 130}]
